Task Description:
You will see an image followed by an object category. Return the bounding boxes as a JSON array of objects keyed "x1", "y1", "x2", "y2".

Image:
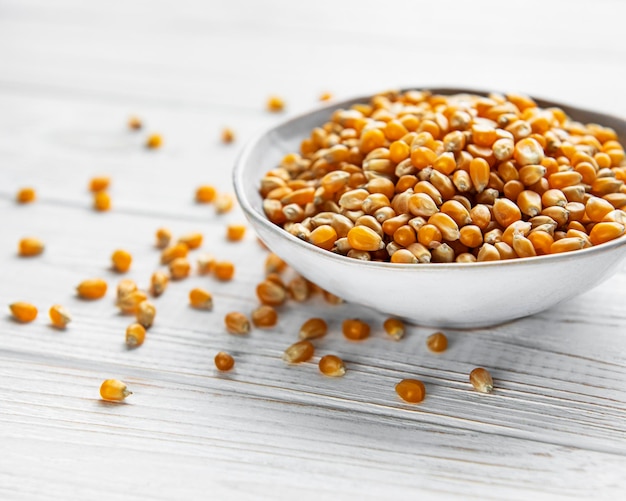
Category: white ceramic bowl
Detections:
[{"x1": 233, "y1": 88, "x2": 626, "y2": 328}]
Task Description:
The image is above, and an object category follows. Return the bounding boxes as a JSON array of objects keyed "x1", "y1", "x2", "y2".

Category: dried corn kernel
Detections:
[
  {"x1": 299, "y1": 317, "x2": 328, "y2": 340},
  {"x1": 146, "y1": 133, "x2": 162, "y2": 149},
  {"x1": 215, "y1": 193, "x2": 235, "y2": 213},
  {"x1": 319, "y1": 91, "x2": 333, "y2": 102},
  {"x1": 214, "y1": 351, "x2": 235, "y2": 371},
  {"x1": 214, "y1": 261, "x2": 235, "y2": 281},
  {"x1": 426, "y1": 331, "x2": 448, "y2": 352},
  {"x1": 323, "y1": 289, "x2": 344, "y2": 304},
  {"x1": 342, "y1": 318, "x2": 370, "y2": 341},
  {"x1": 383, "y1": 318, "x2": 405, "y2": 341},
  {"x1": 116, "y1": 290, "x2": 148, "y2": 314},
  {"x1": 283, "y1": 340, "x2": 314, "y2": 363},
  {"x1": 256, "y1": 280, "x2": 287, "y2": 306},
  {"x1": 116, "y1": 279, "x2": 138, "y2": 301},
  {"x1": 319, "y1": 354, "x2": 346, "y2": 377},
  {"x1": 136, "y1": 300, "x2": 156, "y2": 328},
  {"x1": 395, "y1": 379, "x2": 426, "y2": 403},
  {"x1": 76, "y1": 278, "x2": 107, "y2": 300},
  {"x1": 469, "y1": 367, "x2": 494, "y2": 393},
  {"x1": 149, "y1": 271, "x2": 168, "y2": 297},
  {"x1": 49, "y1": 304, "x2": 71, "y2": 328},
  {"x1": 169, "y1": 257, "x2": 191, "y2": 280},
  {"x1": 9, "y1": 302, "x2": 37, "y2": 323},
  {"x1": 287, "y1": 275, "x2": 310, "y2": 302},
  {"x1": 196, "y1": 185, "x2": 217, "y2": 203},
  {"x1": 189, "y1": 288, "x2": 213, "y2": 310},
  {"x1": 16, "y1": 187, "x2": 36, "y2": 204},
  {"x1": 128, "y1": 116, "x2": 142, "y2": 130},
  {"x1": 225, "y1": 311, "x2": 250, "y2": 334},
  {"x1": 93, "y1": 191, "x2": 111, "y2": 211},
  {"x1": 111, "y1": 249, "x2": 132, "y2": 273},
  {"x1": 89, "y1": 176, "x2": 110, "y2": 192},
  {"x1": 18, "y1": 237, "x2": 44, "y2": 257},
  {"x1": 178, "y1": 232, "x2": 203, "y2": 250},
  {"x1": 267, "y1": 95, "x2": 285, "y2": 112},
  {"x1": 265, "y1": 253, "x2": 287, "y2": 275},
  {"x1": 221, "y1": 127, "x2": 235, "y2": 144},
  {"x1": 161, "y1": 243, "x2": 188, "y2": 265},
  {"x1": 155, "y1": 227, "x2": 172, "y2": 249},
  {"x1": 226, "y1": 224, "x2": 247, "y2": 241},
  {"x1": 197, "y1": 253, "x2": 216, "y2": 275},
  {"x1": 100, "y1": 379, "x2": 132, "y2": 402},
  {"x1": 125, "y1": 323, "x2": 146, "y2": 348},
  {"x1": 251, "y1": 304, "x2": 278, "y2": 328}
]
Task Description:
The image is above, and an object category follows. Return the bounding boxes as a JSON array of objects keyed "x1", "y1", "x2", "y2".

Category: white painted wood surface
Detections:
[{"x1": 1, "y1": 1, "x2": 626, "y2": 499}]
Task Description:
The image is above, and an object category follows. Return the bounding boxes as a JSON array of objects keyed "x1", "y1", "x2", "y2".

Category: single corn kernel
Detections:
[
  {"x1": 169, "y1": 257, "x2": 191, "y2": 280},
  {"x1": 287, "y1": 275, "x2": 310, "y2": 302},
  {"x1": 256, "y1": 279, "x2": 287, "y2": 306},
  {"x1": 9, "y1": 302, "x2": 38, "y2": 323},
  {"x1": 225, "y1": 311, "x2": 250, "y2": 335},
  {"x1": 347, "y1": 225, "x2": 384, "y2": 251},
  {"x1": 18, "y1": 237, "x2": 44, "y2": 257},
  {"x1": 189, "y1": 287, "x2": 213, "y2": 310},
  {"x1": 383, "y1": 318, "x2": 405, "y2": 341},
  {"x1": 319, "y1": 91, "x2": 333, "y2": 101},
  {"x1": 319, "y1": 354, "x2": 346, "y2": 377},
  {"x1": 251, "y1": 304, "x2": 278, "y2": 328},
  {"x1": 214, "y1": 260, "x2": 235, "y2": 281},
  {"x1": 283, "y1": 340, "x2": 315, "y2": 364},
  {"x1": 215, "y1": 193, "x2": 235, "y2": 213},
  {"x1": 267, "y1": 95, "x2": 285, "y2": 112},
  {"x1": 128, "y1": 116, "x2": 142, "y2": 130},
  {"x1": 226, "y1": 224, "x2": 247, "y2": 241},
  {"x1": 99, "y1": 379, "x2": 132, "y2": 402},
  {"x1": 469, "y1": 367, "x2": 494, "y2": 393},
  {"x1": 49, "y1": 304, "x2": 71, "y2": 328},
  {"x1": 426, "y1": 331, "x2": 448, "y2": 353},
  {"x1": 145, "y1": 133, "x2": 162, "y2": 149},
  {"x1": 149, "y1": 271, "x2": 168, "y2": 297},
  {"x1": 178, "y1": 232, "x2": 203, "y2": 250},
  {"x1": 136, "y1": 300, "x2": 156, "y2": 328},
  {"x1": 265, "y1": 253, "x2": 287, "y2": 275},
  {"x1": 111, "y1": 249, "x2": 132, "y2": 273},
  {"x1": 342, "y1": 318, "x2": 370, "y2": 341},
  {"x1": 214, "y1": 351, "x2": 235, "y2": 371},
  {"x1": 76, "y1": 278, "x2": 108, "y2": 300},
  {"x1": 93, "y1": 191, "x2": 111, "y2": 211},
  {"x1": 16, "y1": 187, "x2": 36, "y2": 204},
  {"x1": 323, "y1": 289, "x2": 344, "y2": 304},
  {"x1": 116, "y1": 279, "x2": 138, "y2": 301},
  {"x1": 221, "y1": 127, "x2": 235, "y2": 144},
  {"x1": 125, "y1": 323, "x2": 146, "y2": 348},
  {"x1": 155, "y1": 227, "x2": 172, "y2": 249},
  {"x1": 196, "y1": 185, "x2": 217, "y2": 203},
  {"x1": 116, "y1": 290, "x2": 148, "y2": 314},
  {"x1": 588, "y1": 222, "x2": 625, "y2": 245},
  {"x1": 197, "y1": 253, "x2": 216, "y2": 275},
  {"x1": 299, "y1": 317, "x2": 328, "y2": 340},
  {"x1": 89, "y1": 176, "x2": 110, "y2": 192},
  {"x1": 395, "y1": 379, "x2": 426, "y2": 404},
  {"x1": 161, "y1": 243, "x2": 188, "y2": 265}
]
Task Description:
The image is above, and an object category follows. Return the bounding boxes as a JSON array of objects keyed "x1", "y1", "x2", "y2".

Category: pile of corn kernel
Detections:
[{"x1": 261, "y1": 90, "x2": 626, "y2": 263}]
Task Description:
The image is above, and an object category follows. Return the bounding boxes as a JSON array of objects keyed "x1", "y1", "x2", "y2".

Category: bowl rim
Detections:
[{"x1": 233, "y1": 87, "x2": 626, "y2": 272}]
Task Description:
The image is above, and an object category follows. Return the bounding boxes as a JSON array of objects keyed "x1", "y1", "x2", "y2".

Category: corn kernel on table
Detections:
[{"x1": 1, "y1": 1, "x2": 626, "y2": 499}]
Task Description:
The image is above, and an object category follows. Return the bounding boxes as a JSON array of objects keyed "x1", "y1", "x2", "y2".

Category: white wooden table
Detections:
[{"x1": 1, "y1": 1, "x2": 626, "y2": 499}]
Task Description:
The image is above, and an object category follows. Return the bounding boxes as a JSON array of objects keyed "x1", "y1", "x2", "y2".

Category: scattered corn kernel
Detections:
[
  {"x1": 89, "y1": 176, "x2": 110, "y2": 192},
  {"x1": 226, "y1": 224, "x2": 247, "y2": 241},
  {"x1": 155, "y1": 227, "x2": 172, "y2": 249},
  {"x1": 9, "y1": 302, "x2": 37, "y2": 323},
  {"x1": 178, "y1": 232, "x2": 203, "y2": 250},
  {"x1": 469, "y1": 367, "x2": 494, "y2": 393},
  {"x1": 299, "y1": 317, "x2": 328, "y2": 340},
  {"x1": 111, "y1": 249, "x2": 132, "y2": 273},
  {"x1": 76, "y1": 278, "x2": 108, "y2": 300},
  {"x1": 319, "y1": 91, "x2": 333, "y2": 102},
  {"x1": 149, "y1": 271, "x2": 168, "y2": 297},
  {"x1": 197, "y1": 253, "x2": 216, "y2": 275},
  {"x1": 161, "y1": 242, "x2": 188, "y2": 264},
  {"x1": 214, "y1": 260, "x2": 235, "y2": 281},
  {"x1": 18, "y1": 237, "x2": 44, "y2": 257},
  {"x1": 93, "y1": 191, "x2": 111, "y2": 211},
  {"x1": 169, "y1": 257, "x2": 191, "y2": 280},
  {"x1": 136, "y1": 300, "x2": 156, "y2": 328},
  {"x1": 267, "y1": 95, "x2": 285, "y2": 112},
  {"x1": 251, "y1": 304, "x2": 278, "y2": 328},
  {"x1": 215, "y1": 193, "x2": 235, "y2": 213},
  {"x1": 146, "y1": 133, "x2": 162, "y2": 149},
  {"x1": 99, "y1": 379, "x2": 132, "y2": 402},
  {"x1": 16, "y1": 187, "x2": 36, "y2": 204},
  {"x1": 214, "y1": 351, "x2": 235, "y2": 371},
  {"x1": 196, "y1": 185, "x2": 217, "y2": 203},
  {"x1": 49, "y1": 304, "x2": 71, "y2": 328},
  {"x1": 125, "y1": 323, "x2": 146, "y2": 348},
  {"x1": 116, "y1": 290, "x2": 148, "y2": 314},
  {"x1": 116, "y1": 279, "x2": 138, "y2": 301},
  {"x1": 189, "y1": 287, "x2": 213, "y2": 310},
  {"x1": 221, "y1": 127, "x2": 235, "y2": 143},
  {"x1": 319, "y1": 354, "x2": 346, "y2": 377},
  {"x1": 322, "y1": 289, "x2": 344, "y2": 304},
  {"x1": 256, "y1": 279, "x2": 287, "y2": 306},
  {"x1": 265, "y1": 253, "x2": 287, "y2": 275},
  {"x1": 342, "y1": 318, "x2": 370, "y2": 341},
  {"x1": 426, "y1": 331, "x2": 448, "y2": 353},
  {"x1": 225, "y1": 311, "x2": 250, "y2": 334},
  {"x1": 383, "y1": 318, "x2": 405, "y2": 341},
  {"x1": 283, "y1": 340, "x2": 314, "y2": 364},
  {"x1": 395, "y1": 379, "x2": 426, "y2": 404},
  {"x1": 287, "y1": 275, "x2": 310, "y2": 302},
  {"x1": 128, "y1": 116, "x2": 142, "y2": 130}
]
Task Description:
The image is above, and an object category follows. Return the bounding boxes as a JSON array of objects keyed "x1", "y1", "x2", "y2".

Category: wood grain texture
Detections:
[{"x1": 1, "y1": 0, "x2": 626, "y2": 499}]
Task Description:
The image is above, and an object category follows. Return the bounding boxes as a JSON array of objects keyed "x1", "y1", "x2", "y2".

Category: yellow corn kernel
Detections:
[
  {"x1": 49, "y1": 304, "x2": 71, "y2": 329},
  {"x1": 220, "y1": 127, "x2": 235, "y2": 144},
  {"x1": 196, "y1": 185, "x2": 217, "y2": 203},
  {"x1": 395, "y1": 379, "x2": 426, "y2": 403},
  {"x1": 264, "y1": 253, "x2": 287, "y2": 275},
  {"x1": 116, "y1": 279, "x2": 137, "y2": 301},
  {"x1": 528, "y1": 230, "x2": 554, "y2": 255},
  {"x1": 145, "y1": 133, "x2": 162, "y2": 149},
  {"x1": 189, "y1": 287, "x2": 213, "y2": 310},
  {"x1": 459, "y1": 225, "x2": 483, "y2": 248},
  {"x1": 287, "y1": 275, "x2": 310, "y2": 302},
  {"x1": 125, "y1": 323, "x2": 146, "y2": 348},
  {"x1": 214, "y1": 351, "x2": 235, "y2": 371},
  {"x1": 111, "y1": 249, "x2": 132, "y2": 273},
  {"x1": 196, "y1": 253, "x2": 216, "y2": 275},
  {"x1": 516, "y1": 190, "x2": 542, "y2": 217},
  {"x1": 177, "y1": 232, "x2": 203, "y2": 250},
  {"x1": 319, "y1": 354, "x2": 346, "y2": 377},
  {"x1": 256, "y1": 279, "x2": 287, "y2": 306},
  {"x1": 169, "y1": 257, "x2": 191, "y2": 280},
  {"x1": 160, "y1": 242, "x2": 188, "y2": 265},
  {"x1": 410, "y1": 146, "x2": 437, "y2": 170},
  {"x1": 283, "y1": 340, "x2": 315, "y2": 364},
  {"x1": 89, "y1": 176, "x2": 110, "y2": 192},
  {"x1": 589, "y1": 222, "x2": 625, "y2": 246},
  {"x1": 493, "y1": 198, "x2": 522, "y2": 228},
  {"x1": 93, "y1": 190, "x2": 111, "y2": 211},
  {"x1": 319, "y1": 91, "x2": 333, "y2": 102},
  {"x1": 149, "y1": 271, "x2": 168, "y2": 297},
  {"x1": 477, "y1": 243, "x2": 500, "y2": 262},
  {"x1": 408, "y1": 192, "x2": 439, "y2": 217},
  {"x1": 267, "y1": 95, "x2": 285, "y2": 112},
  {"x1": 214, "y1": 260, "x2": 235, "y2": 281},
  {"x1": 18, "y1": 237, "x2": 44, "y2": 257},
  {"x1": 299, "y1": 317, "x2": 328, "y2": 340},
  {"x1": 155, "y1": 227, "x2": 172, "y2": 249},
  {"x1": 309, "y1": 225, "x2": 337, "y2": 251},
  {"x1": 225, "y1": 311, "x2": 250, "y2": 334},
  {"x1": 390, "y1": 249, "x2": 417, "y2": 263},
  {"x1": 116, "y1": 290, "x2": 148, "y2": 314},
  {"x1": 548, "y1": 171, "x2": 583, "y2": 190},
  {"x1": 76, "y1": 278, "x2": 108, "y2": 300},
  {"x1": 136, "y1": 300, "x2": 156, "y2": 328},
  {"x1": 342, "y1": 318, "x2": 370, "y2": 341},
  {"x1": 550, "y1": 236, "x2": 585, "y2": 254},
  {"x1": 469, "y1": 367, "x2": 494, "y2": 393},
  {"x1": 215, "y1": 193, "x2": 235, "y2": 213},
  {"x1": 469, "y1": 157, "x2": 490, "y2": 193},
  {"x1": 226, "y1": 224, "x2": 247, "y2": 241},
  {"x1": 100, "y1": 379, "x2": 132, "y2": 402},
  {"x1": 586, "y1": 196, "x2": 615, "y2": 223},
  {"x1": 428, "y1": 212, "x2": 460, "y2": 241},
  {"x1": 426, "y1": 331, "x2": 448, "y2": 352},
  {"x1": 16, "y1": 187, "x2": 36, "y2": 204},
  {"x1": 9, "y1": 302, "x2": 38, "y2": 323},
  {"x1": 512, "y1": 234, "x2": 537, "y2": 258},
  {"x1": 128, "y1": 116, "x2": 142, "y2": 130},
  {"x1": 514, "y1": 137, "x2": 544, "y2": 166},
  {"x1": 347, "y1": 225, "x2": 384, "y2": 251},
  {"x1": 251, "y1": 304, "x2": 278, "y2": 328},
  {"x1": 518, "y1": 165, "x2": 547, "y2": 186},
  {"x1": 383, "y1": 317, "x2": 405, "y2": 341}
]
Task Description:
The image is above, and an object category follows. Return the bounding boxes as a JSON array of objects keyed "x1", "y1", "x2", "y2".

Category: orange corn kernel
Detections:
[
  {"x1": 299, "y1": 317, "x2": 328, "y2": 340},
  {"x1": 251, "y1": 304, "x2": 278, "y2": 328},
  {"x1": 161, "y1": 243, "x2": 189, "y2": 265},
  {"x1": 111, "y1": 249, "x2": 132, "y2": 273},
  {"x1": 395, "y1": 379, "x2": 426, "y2": 403},
  {"x1": 214, "y1": 351, "x2": 235, "y2": 371},
  {"x1": 136, "y1": 301, "x2": 156, "y2": 329},
  {"x1": 128, "y1": 116, "x2": 142, "y2": 130},
  {"x1": 256, "y1": 280, "x2": 287, "y2": 306},
  {"x1": 100, "y1": 379, "x2": 132, "y2": 402},
  {"x1": 178, "y1": 232, "x2": 203, "y2": 250},
  {"x1": 145, "y1": 133, "x2": 162, "y2": 149},
  {"x1": 93, "y1": 191, "x2": 111, "y2": 211},
  {"x1": 149, "y1": 271, "x2": 168, "y2": 297},
  {"x1": 426, "y1": 331, "x2": 448, "y2": 352},
  {"x1": 225, "y1": 312, "x2": 250, "y2": 334},
  {"x1": 383, "y1": 317, "x2": 405, "y2": 340},
  {"x1": 89, "y1": 176, "x2": 110, "y2": 192},
  {"x1": 76, "y1": 278, "x2": 108, "y2": 300},
  {"x1": 116, "y1": 290, "x2": 148, "y2": 314},
  {"x1": 169, "y1": 257, "x2": 191, "y2": 280},
  {"x1": 319, "y1": 354, "x2": 346, "y2": 377},
  {"x1": 49, "y1": 304, "x2": 71, "y2": 328},
  {"x1": 9, "y1": 302, "x2": 38, "y2": 323},
  {"x1": 125, "y1": 323, "x2": 146, "y2": 348},
  {"x1": 469, "y1": 367, "x2": 494, "y2": 393},
  {"x1": 342, "y1": 318, "x2": 370, "y2": 341},
  {"x1": 221, "y1": 127, "x2": 235, "y2": 144},
  {"x1": 226, "y1": 224, "x2": 247, "y2": 241},
  {"x1": 196, "y1": 185, "x2": 217, "y2": 203},
  {"x1": 214, "y1": 260, "x2": 235, "y2": 281},
  {"x1": 189, "y1": 288, "x2": 213, "y2": 310},
  {"x1": 18, "y1": 237, "x2": 44, "y2": 257},
  {"x1": 267, "y1": 95, "x2": 285, "y2": 112},
  {"x1": 155, "y1": 227, "x2": 172, "y2": 249},
  {"x1": 283, "y1": 340, "x2": 315, "y2": 364},
  {"x1": 16, "y1": 187, "x2": 36, "y2": 204}
]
